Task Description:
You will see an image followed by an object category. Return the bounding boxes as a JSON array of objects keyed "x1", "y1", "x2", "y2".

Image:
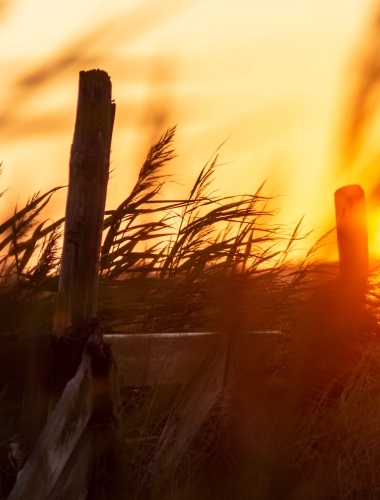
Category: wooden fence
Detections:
[{"x1": 6, "y1": 70, "x2": 369, "y2": 499}]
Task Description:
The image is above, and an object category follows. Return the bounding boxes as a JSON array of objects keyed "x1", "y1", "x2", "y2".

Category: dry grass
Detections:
[
  {"x1": 0, "y1": 128, "x2": 380, "y2": 499},
  {"x1": 0, "y1": 126, "x2": 304, "y2": 336}
]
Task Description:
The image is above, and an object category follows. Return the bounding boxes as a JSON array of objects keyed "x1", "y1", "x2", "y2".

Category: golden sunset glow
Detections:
[{"x1": 0, "y1": 0, "x2": 378, "y2": 259}]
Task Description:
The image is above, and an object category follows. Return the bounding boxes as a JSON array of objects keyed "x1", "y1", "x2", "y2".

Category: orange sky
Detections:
[{"x1": 0, "y1": 0, "x2": 376, "y2": 258}]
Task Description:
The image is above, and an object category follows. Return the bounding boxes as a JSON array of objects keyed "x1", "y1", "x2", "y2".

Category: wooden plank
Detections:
[
  {"x1": 54, "y1": 69, "x2": 115, "y2": 335},
  {"x1": 104, "y1": 331, "x2": 282, "y2": 387},
  {"x1": 8, "y1": 339, "x2": 96, "y2": 500}
]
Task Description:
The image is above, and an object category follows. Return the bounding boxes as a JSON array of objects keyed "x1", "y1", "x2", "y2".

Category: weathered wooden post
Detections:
[
  {"x1": 54, "y1": 69, "x2": 115, "y2": 335},
  {"x1": 334, "y1": 185, "x2": 369, "y2": 285},
  {"x1": 9, "y1": 70, "x2": 123, "y2": 500}
]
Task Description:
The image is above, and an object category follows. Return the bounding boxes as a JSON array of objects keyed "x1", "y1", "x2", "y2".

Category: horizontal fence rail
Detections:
[{"x1": 104, "y1": 330, "x2": 283, "y2": 387}]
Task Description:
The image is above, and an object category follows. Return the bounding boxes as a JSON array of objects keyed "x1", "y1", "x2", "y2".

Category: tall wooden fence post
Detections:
[
  {"x1": 9, "y1": 70, "x2": 121, "y2": 500},
  {"x1": 334, "y1": 185, "x2": 369, "y2": 285},
  {"x1": 54, "y1": 69, "x2": 115, "y2": 335},
  {"x1": 15, "y1": 70, "x2": 115, "y2": 467}
]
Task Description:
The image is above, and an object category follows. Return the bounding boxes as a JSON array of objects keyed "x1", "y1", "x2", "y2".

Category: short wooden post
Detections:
[
  {"x1": 54, "y1": 69, "x2": 115, "y2": 335},
  {"x1": 334, "y1": 185, "x2": 369, "y2": 285}
]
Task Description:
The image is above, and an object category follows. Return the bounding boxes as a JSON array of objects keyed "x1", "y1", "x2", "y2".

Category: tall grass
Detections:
[
  {"x1": 0, "y1": 126, "x2": 307, "y2": 336},
  {"x1": 0, "y1": 128, "x2": 379, "y2": 499}
]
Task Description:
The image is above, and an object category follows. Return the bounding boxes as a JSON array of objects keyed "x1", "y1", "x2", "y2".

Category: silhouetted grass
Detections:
[
  {"x1": 0, "y1": 126, "x2": 308, "y2": 336},
  {"x1": 0, "y1": 128, "x2": 379, "y2": 499}
]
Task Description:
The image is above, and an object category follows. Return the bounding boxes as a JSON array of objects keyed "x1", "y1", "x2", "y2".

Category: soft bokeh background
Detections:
[{"x1": 0, "y1": 0, "x2": 379, "y2": 258}]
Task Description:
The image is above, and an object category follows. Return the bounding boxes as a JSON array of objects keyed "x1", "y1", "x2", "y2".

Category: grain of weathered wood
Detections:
[{"x1": 54, "y1": 69, "x2": 115, "y2": 335}]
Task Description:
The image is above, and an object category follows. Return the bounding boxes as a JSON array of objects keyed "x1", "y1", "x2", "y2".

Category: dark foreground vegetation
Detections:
[{"x1": 1, "y1": 128, "x2": 380, "y2": 499}]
